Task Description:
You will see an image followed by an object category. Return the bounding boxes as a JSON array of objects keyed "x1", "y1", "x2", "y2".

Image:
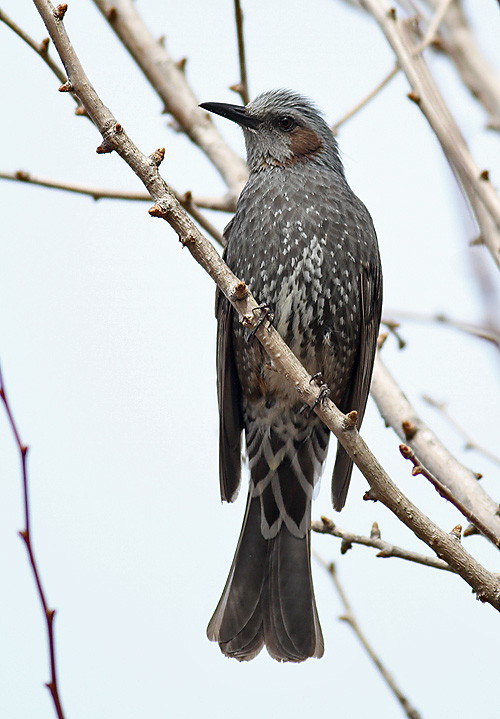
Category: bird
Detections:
[{"x1": 200, "y1": 90, "x2": 382, "y2": 662}]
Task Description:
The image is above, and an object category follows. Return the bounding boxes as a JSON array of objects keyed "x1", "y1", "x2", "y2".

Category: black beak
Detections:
[{"x1": 199, "y1": 102, "x2": 260, "y2": 129}]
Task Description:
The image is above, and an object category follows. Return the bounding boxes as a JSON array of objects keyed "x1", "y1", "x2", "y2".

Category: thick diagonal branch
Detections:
[{"x1": 32, "y1": 0, "x2": 500, "y2": 612}]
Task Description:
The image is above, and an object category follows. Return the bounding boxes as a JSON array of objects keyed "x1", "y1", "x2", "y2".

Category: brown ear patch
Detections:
[{"x1": 289, "y1": 127, "x2": 323, "y2": 159}]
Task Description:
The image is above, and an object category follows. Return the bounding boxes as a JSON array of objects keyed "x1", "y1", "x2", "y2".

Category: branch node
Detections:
[
  {"x1": 463, "y1": 523, "x2": 480, "y2": 537},
  {"x1": 388, "y1": 7, "x2": 397, "y2": 20},
  {"x1": 320, "y1": 515, "x2": 335, "y2": 532},
  {"x1": 179, "y1": 234, "x2": 196, "y2": 247},
  {"x1": 343, "y1": 410, "x2": 358, "y2": 431},
  {"x1": 53, "y1": 4, "x2": 68, "y2": 21},
  {"x1": 370, "y1": 521, "x2": 381, "y2": 539},
  {"x1": 39, "y1": 37, "x2": 50, "y2": 55},
  {"x1": 106, "y1": 6, "x2": 117, "y2": 22},
  {"x1": 407, "y1": 91, "x2": 421, "y2": 105},
  {"x1": 148, "y1": 204, "x2": 166, "y2": 218},
  {"x1": 363, "y1": 489, "x2": 378, "y2": 503},
  {"x1": 18, "y1": 529, "x2": 29, "y2": 544},
  {"x1": 340, "y1": 538, "x2": 353, "y2": 555},
  {"x1": 96, "y1": 139, "x2": 113, "y2": 155},
  {"x1": 58, "y1": 81, "x2": 72, "y2": 93},
  {"x1": 15, "y1": 170, "x2": 30, "y2": 182},
  {"x1": 402, "y1": 420, "x2": 418, "y2": 440},
  {"x1": 149, "y1": 147, "x2": 165, "y2": 167},
  {"x1": 229, "y1": 83, "x2": 244, "y2": 95},
  {"x1": 479, "y1": 169, "x2": 490, "y2": 181},
  {"x1": 232, "y1": 281, "x2": 248, "y2": 301}
]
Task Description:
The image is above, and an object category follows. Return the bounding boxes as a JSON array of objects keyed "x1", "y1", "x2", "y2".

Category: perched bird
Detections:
[{"x1": 200, "y1": 90, "x2": 382, "y2": 662}]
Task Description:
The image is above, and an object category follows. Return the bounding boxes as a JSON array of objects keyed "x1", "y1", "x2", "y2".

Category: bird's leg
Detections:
[
  {"x1": 299, "y1": 372, "x2": 330, "y2": 416},
  {"x1": 246, "y1": 304, "x2": 275, "y2": 343}
]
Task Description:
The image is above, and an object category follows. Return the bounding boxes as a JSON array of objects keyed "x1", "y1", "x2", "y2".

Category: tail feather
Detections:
[{"x1": 207, "y1": 495, "x2": 324, "y2": 662}]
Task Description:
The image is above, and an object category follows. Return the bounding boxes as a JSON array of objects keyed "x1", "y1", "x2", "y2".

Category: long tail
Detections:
[
  {"x1": 207, "y1": 494, "x2": 323, "y2": 662},
  {"x1": 208, "y1": 418, "x2": 327, "y2": 662}
]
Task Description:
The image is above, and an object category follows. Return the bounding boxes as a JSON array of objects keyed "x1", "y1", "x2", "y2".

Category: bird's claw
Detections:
[
  {"x1": 300, "y1": 378, "x2": 330, "y2": 417},
  {"x1": 246, "y1": 305, "x2": 275, "y2": 343}
]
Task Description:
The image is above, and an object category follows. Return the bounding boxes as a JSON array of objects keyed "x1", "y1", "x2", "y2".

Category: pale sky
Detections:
[{"x1": 1, "y1": 2, "x2": 499, "y2": 718}]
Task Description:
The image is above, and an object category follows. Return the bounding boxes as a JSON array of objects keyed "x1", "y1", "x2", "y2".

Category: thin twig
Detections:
[
  {"x1": 314, "y1": 554, "x2": 422, "y2": 719},
  {"x1": 92, "y1": 0, "x2": 249, "y2": 199},
  {"x1": 0, "y1": 364, "x2": 65, "y2": 719},
  {"x1": 312, "y1": 516, "x2": 453, "y2": 571},
  {"x1": 0, "y1": 171, "x2": 225, "y2": 245},
  {"x1": 422, "y1": 395, "x2": 500, "y2": 466},
  {"x1": 32, "y1": 0, "x2": 500, "y2": 612},
  {"x1": 383, "y1": 309, "x2": 500, "y2": 348},
  {"x1": 360, "y1": 0, "x2": 500, "y2": 268},
  {"x1": 0, "y1": 7, "x2": 84, "y2": 113},
  {"x1": 332, "y1": 64, "x2": 399, "y2": 133},
  {"x1": 231, "y1": 0, "x2": 250, "y2": 105},
  {"x1": 371, "y1": 353, "x2": 500, "y2": 546},
  {"x1": 399, "y1": 443, "x2": 500, "y2": 548},
  {"x1": 413, "y1": 0, "x2": 453, "y2": 54}
]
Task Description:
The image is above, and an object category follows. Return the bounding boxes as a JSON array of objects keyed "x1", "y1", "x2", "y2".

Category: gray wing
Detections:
[
  {"x1": 216, "y1": 221, "x2": 244, "y2": 502},
  {"x1": 331, "y1": 259, "x2": 383, "y2": 510}
]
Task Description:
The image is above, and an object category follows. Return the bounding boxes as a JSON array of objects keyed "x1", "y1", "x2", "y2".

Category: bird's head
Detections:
[{"x1": 200, "y1": 89, "x2": 344, "y2": 175}]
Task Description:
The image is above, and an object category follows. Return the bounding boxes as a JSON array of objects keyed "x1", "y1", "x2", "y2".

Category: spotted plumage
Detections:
[{"x1": 200, "y1": 90, "x2": 382, "y2": 662}]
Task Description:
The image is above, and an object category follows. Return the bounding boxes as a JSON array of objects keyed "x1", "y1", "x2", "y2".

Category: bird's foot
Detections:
[
  {"x1": 299, "y1": 373, "x2": 330, "y2": 416},
  {"x1": 246, "y1": 304, "x2": 275, "y2": 343}
]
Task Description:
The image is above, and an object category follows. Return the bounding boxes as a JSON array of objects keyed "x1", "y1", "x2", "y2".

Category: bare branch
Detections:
[
  {"x1": 0, "y1": 7, "x2": 85, "y2": 114},
  {"x1": 360, "y1": 0, "x2": 500, "y2": 268},
  {"x1": 0, "y1": 365, "x2": 66, "y2": 719},
  {"x1": 371, "y1": 352, "x2": 500, "y2": 545},
  {"x1": 332, "y1": 64, "x2": 400, "y2": 134},
  {"x1": 412, "y1": 0, "x2": 453, "y2": 54},
  {"x1": 231, "y1": 0, "x2": 250, "y2": 105},
  {"x1": 0, "y1": 170, "x2": 225, "y2": 245},
  {"x1": 312, "y1": 516, "x2": 453, "y2": 571},
  {"x1": 383, "y1": 309, "x2": 500, "y2": 348},
  {"x1": 399, "y1": 443, "x2": 500, "y2": 548},
  {"x1": 314, "y1": 555, "x2": 422, "y2": 719},
  {"x1": 423, "y1": 395, "x2": 500, "y2": 466},
  {"x1": 421, "y1": 0, "x2": 500, "y2": 130},
  {"x1": 32, "y1": 0, "x2": 500, "y2": 612},
  {"x1": 91, "y1": 0, "x2": 249, "y2": 198}
]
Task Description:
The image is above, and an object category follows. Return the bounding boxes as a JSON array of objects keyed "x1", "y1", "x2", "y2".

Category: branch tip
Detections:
[
  {"x1": 148, "y1": 204, "x2": 166, "y2": 218},
  {"x1": 96, "y1": 140, "x2": 112, "y2": 155},
  {"x1": 370, "y1": 521, "x2": 381, "y2": 539},
  {"x1": 363, "y1": 489, "x2": 378, "y2": 503},
  {"x1": 402, "y1": 420, "x2": 418, "y2": 440},
  {"x1": 39, "y1": 37, "x2": 50, "y2": 54},
  {"x1": 149, "y1": 147, "x2": 165, "y2": 166},
  {"x1": 232, "y1": 281, "x2": 248, "y2": 301},
  {"x1": 343, "y1": 410, "x2": 358, "y2": 430},
  {"x1": 53, "y1": 4, "x2": 68, "y2": 21},
  {"x1": 407, "y1": 92, "x2": 421, "y2": 105},
  {"x1": 176, "y1": 57, "x2": 187, "y2": 73},
  {"x1": 463, "y1": 523, "x2": 480, "y2": 537},
  {"x1": 340, "y1": 539, "x2": 353, "y2": 554}
]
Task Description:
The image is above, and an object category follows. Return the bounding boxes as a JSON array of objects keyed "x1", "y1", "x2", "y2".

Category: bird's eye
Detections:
[{"x1": 275, "y1": 116, "x2": 296, "y2": 132}]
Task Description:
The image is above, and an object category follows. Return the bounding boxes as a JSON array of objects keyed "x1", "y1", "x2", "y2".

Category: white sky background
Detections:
[{"x1": 1, "y1": 1, "x2": 499, "y2": 718}]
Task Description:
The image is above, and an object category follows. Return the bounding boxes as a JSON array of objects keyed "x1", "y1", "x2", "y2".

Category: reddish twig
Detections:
[
  {"x1": 0, "y1": 365, "x2": 65, "y2": 719},
  {"x1": 399, "y1": 443, "x2": 500, "y2": 549}
]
